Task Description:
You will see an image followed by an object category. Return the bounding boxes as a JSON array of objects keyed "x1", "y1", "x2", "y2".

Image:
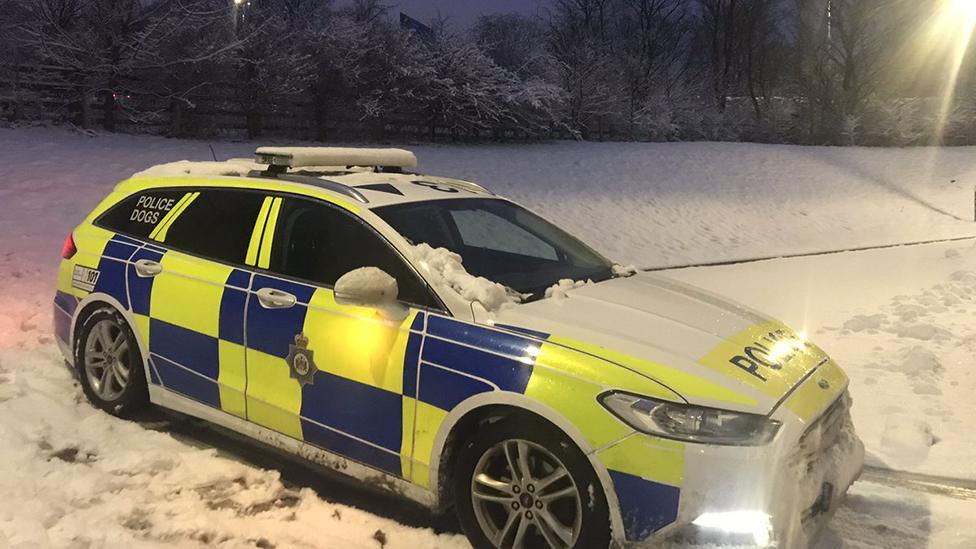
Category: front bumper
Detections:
[{"x1": 600, "y1": 392, "x2": 864, "y2": 548}]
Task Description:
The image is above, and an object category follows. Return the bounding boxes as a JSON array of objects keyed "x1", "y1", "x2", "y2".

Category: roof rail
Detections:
[
  {"x1": 248, "y1": 171, "x2": 370, "y2": 204},
  {"x1": 255, "y1": 147, "x2": 418, "y2": 173}
]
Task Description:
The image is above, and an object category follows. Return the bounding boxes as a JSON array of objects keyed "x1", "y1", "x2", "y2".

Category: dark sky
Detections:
[{"x1": 359, "y1": 0, "x2": 549, "y2": 28}]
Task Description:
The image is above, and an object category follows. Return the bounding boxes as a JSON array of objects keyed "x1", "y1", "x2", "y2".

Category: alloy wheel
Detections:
[
  {"x1": 83, "y1": 318, "x2": 131, "y2": 401},
  {"x1": 470, "y1": 439, "x2": 583, "y2": 549}
]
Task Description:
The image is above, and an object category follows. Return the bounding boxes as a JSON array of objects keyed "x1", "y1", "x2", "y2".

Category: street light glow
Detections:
[
  {"x1": 945, "y1": 0, "x2": 976, "y2": 22},
  {"x1": 919, "y1": 0, "x2": 976, "y2": 140}
]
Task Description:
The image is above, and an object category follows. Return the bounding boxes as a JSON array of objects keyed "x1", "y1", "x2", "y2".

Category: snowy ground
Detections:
[
  {"x1": 1, "y1": 126, "x2": 976, "y2": 547},
  {"x1": 668, "y1": 241, "x2": 976, "y2": 481}
]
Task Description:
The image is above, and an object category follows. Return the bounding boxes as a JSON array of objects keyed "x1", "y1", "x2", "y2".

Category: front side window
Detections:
[
  {"x1": 269, "y1": 198, "x2": 438, "y2": 308},
  {"x1": 375, "y1": 198, "x2": 613, "y2": 300},
  {"x1": 162, "y1": 190, "x2": 266, "y2": 264}
]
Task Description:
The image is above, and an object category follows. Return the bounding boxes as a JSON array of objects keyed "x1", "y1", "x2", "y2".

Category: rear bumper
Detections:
[{"x1": 53, "y1": 291, "x2": 77, "y2": 368}]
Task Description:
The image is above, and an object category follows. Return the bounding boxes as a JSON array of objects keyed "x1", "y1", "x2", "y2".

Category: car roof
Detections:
[{"x1": 124, "y1": 159, "x2": 495, "y2": 211}]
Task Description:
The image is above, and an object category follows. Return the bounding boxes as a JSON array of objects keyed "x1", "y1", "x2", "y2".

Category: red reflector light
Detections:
[{"x1": 62, "y1": 232, "x2": 77, "y2": 259}]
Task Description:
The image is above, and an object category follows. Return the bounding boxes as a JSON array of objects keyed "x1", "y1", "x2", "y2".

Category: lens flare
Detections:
[{"x1": 927, "y1": 0, "x2": 976, "y2": 140}]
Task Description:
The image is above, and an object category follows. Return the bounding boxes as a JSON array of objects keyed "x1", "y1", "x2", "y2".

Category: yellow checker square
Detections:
[
  {"x1": 150, "y1": 252, "x2": 231, "y2": 337},
  {"x1": 60, "y1": 226, "x2": 114, "y2": 299},
  {"x1": 599, "y1": 434, "x2": 684, "y2": 488},
  {"x1": 410, "y1": 400, "x2": 449, "y2": 488},
  {"x1": 303, "y1": 290, "x2": 417, "y2": 395},
  {"x1": 524, "y1": 362, "x2": 632, "y2": 450},
  {"x1": 400, "y1": 397, "x2": 417, "y2": 480},
  {"x1": 218, "y1": 340, "x2": 247, "y2": 419},
  {"x1": 132, "y1": 313, "x2": 151, "y2": 349},
  {"x1": 56, "y1": 260, "x2": 76, "y2": 296},
  {"x1": 245, "y1": 349, "x2": 304, "y2": 440}
]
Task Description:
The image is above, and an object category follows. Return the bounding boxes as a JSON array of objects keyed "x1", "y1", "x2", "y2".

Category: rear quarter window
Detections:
[
  {"x1": 97, "y1": 187, "x2": 266, "y2": 266},
  {"x1": 96, "y1": 189, "x2": 187, "y2": 239}
]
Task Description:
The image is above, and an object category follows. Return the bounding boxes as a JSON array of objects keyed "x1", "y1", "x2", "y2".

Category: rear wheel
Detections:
[
  {"x1": 454, "y1": 416, "x2": 611, "y2": 549},
  {"x1": 76, "y1": 308, "x2": 148, "y2": 417}
]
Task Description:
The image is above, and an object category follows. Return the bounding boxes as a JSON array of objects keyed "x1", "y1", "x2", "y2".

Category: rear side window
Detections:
[
  {"x1": 98, "y1": 189, "x2": 187, "y2": 239},
  {"x1": 270, "y1": 198, "x2": 438, "y2": 308},
  {"x1": 163, "y1": 190, "x2": 265, "y2": 264}
]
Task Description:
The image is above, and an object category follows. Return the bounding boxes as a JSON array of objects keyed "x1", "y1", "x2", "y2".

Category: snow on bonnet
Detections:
[{"x1": 409, "y1": 243, "x2": 522, "y2": 313}]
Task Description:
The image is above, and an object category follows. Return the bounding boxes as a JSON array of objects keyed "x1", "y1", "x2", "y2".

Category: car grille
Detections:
[{"x1": 790, "y1": 392, "x2": 850, "y2": 474}]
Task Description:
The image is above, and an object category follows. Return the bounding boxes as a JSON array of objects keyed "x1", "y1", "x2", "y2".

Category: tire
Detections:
[
  {"x1": 75, "y1": 307, "x2": 149, "y2": 417},
  {"x1": 454, "y1": 415, "x2": 611, "y2": 549}
]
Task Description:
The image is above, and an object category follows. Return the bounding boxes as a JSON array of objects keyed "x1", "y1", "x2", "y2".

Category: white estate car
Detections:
[{"x1": 54, "y1": 147, "x2": 864, "y2": 548}]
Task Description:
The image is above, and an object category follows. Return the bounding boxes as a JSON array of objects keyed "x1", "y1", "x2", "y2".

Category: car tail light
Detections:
[{"x1": 62, "y1": 232, "x2": 77, "y2": 259}]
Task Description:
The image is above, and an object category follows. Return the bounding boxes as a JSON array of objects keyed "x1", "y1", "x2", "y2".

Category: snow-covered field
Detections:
[{"x1": 1, "y1": 126, "x2": 975, "y2": 548}]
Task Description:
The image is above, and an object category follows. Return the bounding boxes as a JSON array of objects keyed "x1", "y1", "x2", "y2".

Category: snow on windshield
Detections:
[
  {"x1": 409, "y1": 243, "x2": 524, "y2": 312},
  {"x1": 612, "y1": 264, "x2": 638, "y2": 277},
  {"x1": 544, "y1": 278, "x2": 593, "y2": 300}
]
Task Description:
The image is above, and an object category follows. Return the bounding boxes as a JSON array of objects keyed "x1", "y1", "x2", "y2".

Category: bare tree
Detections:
[
  {"x1": 739, "y1": 0, "x2": 785, "y2": 118},
  {"x1": 615, "y1": 0, "x2": 690, "y2": 138},
  {"x1": 792, "y1": 0, "x2": 912, "y2": 142},
  {"x1": 548, "y1": 0, "x2": 620, "y2": 139},
  {"x1": 473, "y1": 13, "x2": 552, "y2": 80},
  {"x1": 697, "y1": 0, "x2": 742, "y2": 113}
]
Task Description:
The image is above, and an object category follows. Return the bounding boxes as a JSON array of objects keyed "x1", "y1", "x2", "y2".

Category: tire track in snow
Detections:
[
  {"x1": 860, "y1": 465, "x2": 976, "y2": 501},
  {"x1": 647, "y1": 234, "x2": 976, "y2": 271}
]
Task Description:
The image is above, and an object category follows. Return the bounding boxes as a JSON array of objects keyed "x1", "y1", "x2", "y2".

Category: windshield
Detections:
[{"x1": 374, "y1": 198, "x2": 614, "y2": 300}]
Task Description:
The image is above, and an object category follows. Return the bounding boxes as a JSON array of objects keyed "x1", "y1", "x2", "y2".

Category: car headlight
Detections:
[{"x1": 600, "y1": 392, "x2": 781, "y2": 446}]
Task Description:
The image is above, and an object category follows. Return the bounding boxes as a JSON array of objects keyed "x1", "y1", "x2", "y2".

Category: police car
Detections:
[{"x1": 53, "y1": 147, "x2": 863, "y2": 548}]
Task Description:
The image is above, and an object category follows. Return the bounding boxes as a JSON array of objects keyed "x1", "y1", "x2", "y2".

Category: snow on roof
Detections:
[
  {"x1": 128, "y1": 158, "x2": 494, "y2": 209},
  {"x1": 255, "y1": 147, "x2": 417, "y2": 169},
  {"x1": 131, "y1": 159, "x2": 261, "y2": 179}
]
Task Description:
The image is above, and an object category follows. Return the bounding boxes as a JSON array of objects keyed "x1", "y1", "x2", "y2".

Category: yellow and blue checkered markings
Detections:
[
  {"x1": 418, "y1": 316, "x2": 535, "y2": 405},
  {"x1": 517, "y1": 335, "x2": 686, "y2": 542},
  {"x1": 406, "y1": 317, "x2": 541, "y2": 486},
  {"x1": 56, "y1": 227, "x2": 685, "y2": 541},
  {"x1": 133, "y1": 250, "x2": 251, "y2": 414},
  {"x1": 94, "y1": 233, "x2": 142, "y2": 309},
  {"x1": 54, "y1": 232, "x2": 142, "y2": 345},
  {"x1": 244, "y1": 274, "x2": 412, "y2": 476},
  {"x1": 599, "y1": 435, "x2": 684, "y2": 541}
]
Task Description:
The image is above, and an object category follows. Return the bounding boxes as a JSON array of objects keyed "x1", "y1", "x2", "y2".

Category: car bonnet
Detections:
[{"x1": 491, "y1": 273, "x2": 845, "y2": 416}]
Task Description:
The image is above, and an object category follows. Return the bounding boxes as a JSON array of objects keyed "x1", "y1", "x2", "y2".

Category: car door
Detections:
[
  {"x1": 243, "y1": 195, "x2": 438, "y2": 478},
  {"x1": 125, "y1": 188, "x2": 265, "y2": 419}
]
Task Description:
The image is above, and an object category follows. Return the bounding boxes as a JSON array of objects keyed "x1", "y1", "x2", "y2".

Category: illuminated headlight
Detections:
[
  {"x1": 693, "y1": 511, "x2": 773, "y2": 547},
  {"x1": 599, "y1": 392, "x2": 780, "y2": 446}
]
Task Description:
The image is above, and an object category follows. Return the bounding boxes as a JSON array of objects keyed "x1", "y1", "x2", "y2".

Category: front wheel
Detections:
[
  {"x1": 454, "y1": 416, "x2": 611, "y2": 549},
  {"x1": 75, "y1": 308, "x2": 148, "y2": 417}
]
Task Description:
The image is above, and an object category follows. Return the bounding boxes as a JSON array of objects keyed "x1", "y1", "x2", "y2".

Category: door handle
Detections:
[
  {"x1": 133, "y1": 259, "x2": 163, "y2": 278},
  {"x1": 255, "y1": 287, "x2": 297, "y2": 309}
]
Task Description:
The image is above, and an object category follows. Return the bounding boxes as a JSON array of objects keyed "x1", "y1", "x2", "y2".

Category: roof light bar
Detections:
[{"x1": 254, "y1": 147, "x2": 418, "y2": 170}]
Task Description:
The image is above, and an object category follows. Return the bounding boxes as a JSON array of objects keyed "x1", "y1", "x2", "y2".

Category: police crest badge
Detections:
[{"x1": 286, "y1": 333, "x2": 317, "y2": 386}]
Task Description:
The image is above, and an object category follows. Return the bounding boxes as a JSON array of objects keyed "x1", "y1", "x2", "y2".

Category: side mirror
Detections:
[{"x1": 334, "y1": 267, "x2": 399, "y2": 309}]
